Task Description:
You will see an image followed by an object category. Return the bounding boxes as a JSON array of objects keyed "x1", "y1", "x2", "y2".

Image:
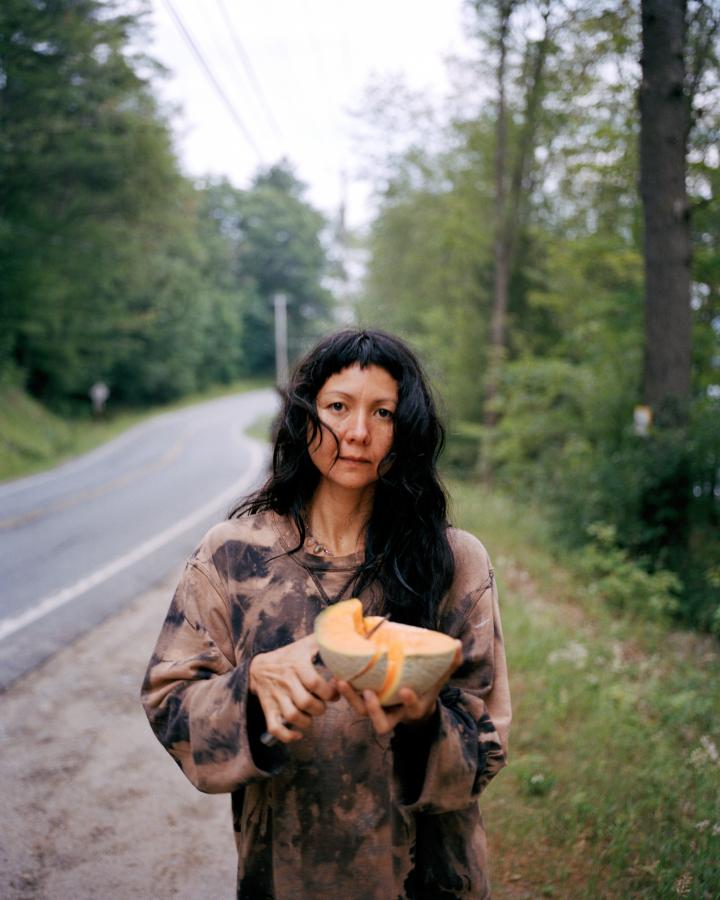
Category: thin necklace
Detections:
[
  {"x1": 303, "y1": 513, "x2": 364, "y2": 558},
  {"x1": 303, "y1": 515, "x2": 334, "y2": 556},
  {"x1": 296, "y1": 513, "x2": 363, "y2": 606}
]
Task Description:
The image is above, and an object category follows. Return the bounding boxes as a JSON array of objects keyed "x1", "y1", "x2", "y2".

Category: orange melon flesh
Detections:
[
  {"x1": 314, "y1": 600, "x2": 387, "y2": 691},
  {"x1": 315, "y1": 599, "x2": 461, "y2": 706}
]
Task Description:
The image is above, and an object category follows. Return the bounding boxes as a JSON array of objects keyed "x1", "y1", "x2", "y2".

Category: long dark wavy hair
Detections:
[{"x1": 230, "y1": 329, "x2": 454, "y2": 629}]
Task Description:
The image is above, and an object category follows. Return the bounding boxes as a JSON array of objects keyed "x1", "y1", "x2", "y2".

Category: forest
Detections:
[
  {"x1": 1, "y1": 0, "x2": 719, "y2": 636},
  {"x1": 359, "y1": 0, "x2": 720, "y2": 637},
  {"x1": 0, "y1": 0, "x2": 334, "y2": 408}
]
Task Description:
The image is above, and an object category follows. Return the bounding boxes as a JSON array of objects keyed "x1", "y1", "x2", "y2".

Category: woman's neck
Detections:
[{"x1": 305, "y1": 482, "x2": 374, "y2": 557}]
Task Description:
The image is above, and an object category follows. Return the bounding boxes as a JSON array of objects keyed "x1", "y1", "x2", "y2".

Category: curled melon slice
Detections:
[{"x1": 315, "y1": 598, "x2": 461, "y2": 706}]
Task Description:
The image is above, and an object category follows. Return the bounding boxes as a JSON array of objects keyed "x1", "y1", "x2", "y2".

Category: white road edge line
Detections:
[{"x1": 0, "y1": 438, "x2": 266, "y2": 643}]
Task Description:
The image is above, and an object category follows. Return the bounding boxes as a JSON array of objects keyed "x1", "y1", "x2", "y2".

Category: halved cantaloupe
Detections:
[{"x1": 315, "y1": 598, "x2": 461, "y2": 706}]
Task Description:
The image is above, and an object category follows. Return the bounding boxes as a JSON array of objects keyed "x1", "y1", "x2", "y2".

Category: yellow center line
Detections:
[{"x1": 0, "y1": 432, "x2": 189, "y2": 531}]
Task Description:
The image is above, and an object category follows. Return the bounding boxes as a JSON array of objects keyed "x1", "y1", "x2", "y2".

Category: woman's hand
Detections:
[
  {"x1": 336, "y1": 646, "x2": 462, "y2": 736},
  {"x1": 249, "y1": 633, "x2": 339, "y2": 744}
]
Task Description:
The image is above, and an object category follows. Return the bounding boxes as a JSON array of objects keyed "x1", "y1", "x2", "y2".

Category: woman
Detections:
[{"x1": 141, "y1": 329, "x2": 511, "y2": 899}]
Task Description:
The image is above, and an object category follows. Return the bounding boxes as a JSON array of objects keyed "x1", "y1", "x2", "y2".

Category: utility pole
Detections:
[{"x1": 273, "y1": 293, "x2": 289, "y2": 388}]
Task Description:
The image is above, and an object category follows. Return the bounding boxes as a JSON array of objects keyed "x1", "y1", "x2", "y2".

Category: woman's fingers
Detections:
[
  {"x1": 253, "y1": 633, "x2": 457, "y2": 744},
  {"x1": 397, "y1": 687, "x2": 422, "y2": 714},
  {"x1": 251, "y1": 634, "x2": 342, "y2": 744},
  {"x1": 260, "y1": 677, "x2": 326, "y2": 745},
  {"x1": 337, "y1": 683, "x2": 430, "y2": 733},
  {"x1": 336, "y1": 680, "x2": 367, "y2": 716},
  {"x1": 265, "y1": 718, "x2": 302, "y2": 744},
  {"x1": 262, "y1": 700, "x2": 303, "y2": 744},
  {"x1": 301, "y1": 663, "x2": 339, "y2": 703},
  {"x1": 337, "y1": 681, "x2": 439, "y2": 734},
  {"x1": 362, "y1": 690, "x2": 402, "y2": 735},
  {"x1": 290, "y1": 679, "x2": 327, "y2": 718},
  {"x1": 399, "y1": 686, "x2": 442, "y2": 724},
  {"x1": 278, "y1": 689, "x2": 314, "y2": 732}
]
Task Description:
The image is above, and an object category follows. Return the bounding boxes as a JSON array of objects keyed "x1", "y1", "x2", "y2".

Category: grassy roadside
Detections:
[
  {"x1": 0, "y1": 379, "x2": 272, "y2": 484},
  {"x1": 449, "y1": 483, "x2": 720, "y2": 899}
]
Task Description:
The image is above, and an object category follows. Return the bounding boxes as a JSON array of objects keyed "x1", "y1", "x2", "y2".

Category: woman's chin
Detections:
[{"x1": 320, "y1": 472, "x2": 378, "y2": 492}]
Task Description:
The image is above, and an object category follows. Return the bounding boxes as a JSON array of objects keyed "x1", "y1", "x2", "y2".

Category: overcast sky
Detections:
[{"x1": 145, "y1": 0, "x2": 472, "y2": 228}]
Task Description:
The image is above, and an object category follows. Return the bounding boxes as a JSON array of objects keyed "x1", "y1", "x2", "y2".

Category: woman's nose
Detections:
[{"x1": 345, "y1": 410, "x2": 370, "y2": 442}]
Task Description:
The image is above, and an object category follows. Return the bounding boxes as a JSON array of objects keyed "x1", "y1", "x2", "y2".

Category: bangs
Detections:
[{"x1": 304, "y1": 330, "x2": 417, "y2": 396}]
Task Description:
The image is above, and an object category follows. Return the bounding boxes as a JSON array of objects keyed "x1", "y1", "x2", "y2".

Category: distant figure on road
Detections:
[
  {"x1": 142, "y1": 329, "x2": 511, "y2": 899},
  {"x1": 89, "y1": 381, "x2": 109, "y2": 417}
]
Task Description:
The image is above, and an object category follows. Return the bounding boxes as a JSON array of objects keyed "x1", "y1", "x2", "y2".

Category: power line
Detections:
[
  {"x1": 161, "y1": 0, "x2": 264, "y2": 163},
  {"x1": 215, "y1": 0, "x2": 286, "y2": 147}
]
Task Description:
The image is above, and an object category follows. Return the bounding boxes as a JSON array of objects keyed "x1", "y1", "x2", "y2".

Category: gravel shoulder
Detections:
[{"x1": 0, "y1": 571, "x2": 237, "y2": 900}]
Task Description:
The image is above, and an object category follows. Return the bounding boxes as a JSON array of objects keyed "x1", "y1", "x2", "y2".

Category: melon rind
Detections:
[
  {"x1": 315, "y1": 599, "x2": 461, "y2": 707},
  {"x1": 315, "y1": 600, "x2": 388, "y2": 686},
  {"x1": 379, "y1": 648, "x2": 458, "y2": 706},
  {"x1": 317, "y1": 644, "x2": 388, "y2": 689},
  {"x1": 344, "y1": 653, "x2": 389, "y2": 693}
]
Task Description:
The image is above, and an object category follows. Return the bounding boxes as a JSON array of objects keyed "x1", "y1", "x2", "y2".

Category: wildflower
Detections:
[
  {"x1": 547, "y1": 642, "x2": 588, "y2": 668},
  {"x1": 699, "y1": 735, "x2": 719, "y2": 763},
  {"x1": 690, "y1": 735, "x2": 720, "y2": 769}
]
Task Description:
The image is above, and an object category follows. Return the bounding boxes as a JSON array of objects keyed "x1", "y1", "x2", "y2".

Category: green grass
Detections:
[
  {"x1": 449, "y1": 482, "x2": 720, "y2": 899},
  {"x1": 0, "y1": 378, "x2": 271, "y2": 483}
]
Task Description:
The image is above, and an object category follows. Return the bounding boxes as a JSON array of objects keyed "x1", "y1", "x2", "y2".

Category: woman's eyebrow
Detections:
[{"x1": 320, "y1": 389, "x2": 397, "y2": 405}]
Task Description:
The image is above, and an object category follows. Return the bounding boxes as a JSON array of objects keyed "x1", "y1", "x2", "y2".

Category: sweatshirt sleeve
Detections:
[
  {"x1": 141, "y1": 556, "x2": 287, "y2": 794},
  {"x1": 392, "y1": 531, "x2": 511, "y2": 814}
]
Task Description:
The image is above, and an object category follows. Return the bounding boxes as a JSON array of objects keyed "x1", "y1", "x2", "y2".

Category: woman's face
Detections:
[{"x1": 308, "y1": 363, "x2": 398, "y2": 493}]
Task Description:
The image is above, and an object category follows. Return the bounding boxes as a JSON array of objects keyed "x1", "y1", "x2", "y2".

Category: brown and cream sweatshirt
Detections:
[{"x1": 141, "y1": 510, "x2": 511, "y2": 899}]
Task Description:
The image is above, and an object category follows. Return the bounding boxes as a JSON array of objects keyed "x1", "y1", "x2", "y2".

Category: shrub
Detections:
[{"x1": 576, "y1": 523, "x2": 681, "y2": 621}]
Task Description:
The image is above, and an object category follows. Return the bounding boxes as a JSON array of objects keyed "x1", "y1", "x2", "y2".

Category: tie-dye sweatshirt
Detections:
[{"x1": 141, "y1": 510, "x2": 511, "y2": 899}]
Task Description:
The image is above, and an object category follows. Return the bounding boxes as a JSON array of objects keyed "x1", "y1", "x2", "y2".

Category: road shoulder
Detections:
[{"x1": 0, "y1": 571, "x2": 237, "y2": 900}]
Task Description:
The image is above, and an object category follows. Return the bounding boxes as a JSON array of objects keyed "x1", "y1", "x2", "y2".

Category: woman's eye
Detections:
[
  {"x1": 329, "y1": 401, "x2": 345, "y2": 412},
  {"x1": 376, "y1": 408, "x2": 394, "y2": 419}
]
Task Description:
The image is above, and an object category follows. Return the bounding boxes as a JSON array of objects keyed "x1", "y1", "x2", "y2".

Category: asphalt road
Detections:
[{"x1": 0, "y1": 388, "x2": 277, "y2": 691}]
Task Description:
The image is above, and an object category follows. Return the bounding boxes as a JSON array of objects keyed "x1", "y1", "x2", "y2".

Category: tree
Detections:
[
  {"x1": 358, "y1": 0, "x2": 720, "y2": 630},
  {"x1": 191, "y1": 182, "x2": 250, "y2": 387},
  {"x1": 234, "y1": 163, "x2": 333, "y2": 374},
  {"x1": 0, "y1": 0, "x2": 209, "y2": 406},
  {"x1": 358, "y1": 132, "x2": 494, "y2": 422},
  {"x1": 639, "y1": 0, "x2": 693, "y2": 427},
  {"x1": 468, "y1": 0, "x2": 557, "y2": 427},
  {"x1": 480, "y1": 0, "x2": 515, "y2": 428}
]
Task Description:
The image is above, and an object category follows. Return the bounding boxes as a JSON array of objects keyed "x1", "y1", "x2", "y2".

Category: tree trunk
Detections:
[
  {"x1": 484, "y1": 1, "x2": 513, "y2": 429},
  {"x1": 506, "y1": 7, "x2": 551, "y2": 265},
  {"x1": 484, "y1": 2, "x2": 551, "y2": 430},
  {"x1": 639, "y1": 0, "x2": 692, "y2": 428}
]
